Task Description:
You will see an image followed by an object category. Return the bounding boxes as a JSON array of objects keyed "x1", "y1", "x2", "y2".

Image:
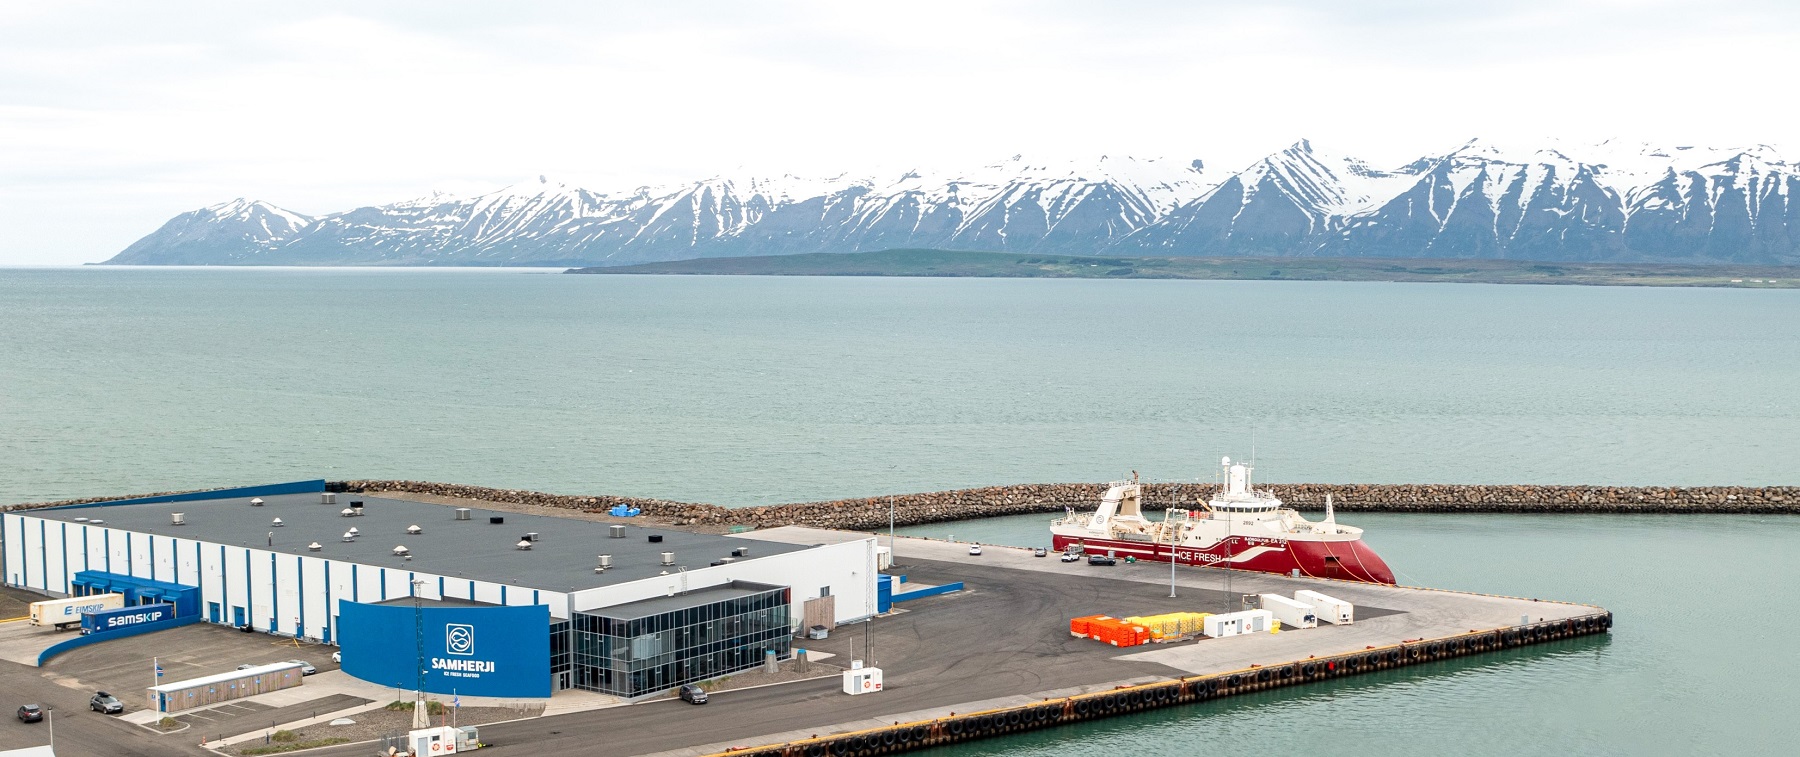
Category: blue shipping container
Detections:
[{"x1": 82, "y1": 604, "x2": 174, "y2": 634}]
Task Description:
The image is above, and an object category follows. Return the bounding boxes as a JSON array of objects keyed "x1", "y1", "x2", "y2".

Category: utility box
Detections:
[
  {"x1": 407, "y1": 725, "x2": 479, "y2": 754},
  {"x1": 1295, "y1": 590, "x2": 1354, "y2": 625},
  {"x1": 1201, "y1": 609, "x2": 1274, "y2": 638},
  {"x1": 1260, "y1": 594, "x2": 1318, "y2": 629},
  {"x1": 842, "y1": 662, "x2": 884, "y2": 695}
]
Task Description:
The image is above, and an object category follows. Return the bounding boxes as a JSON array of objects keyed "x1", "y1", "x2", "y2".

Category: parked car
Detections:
[
  {"x1": 967, "y1": 544, "x2": 983, "y2": 556},
  {"x1": 16, "y1": 704, "x2": 43, "y2": 723},
  {"x1": 1087, "y1": 554, "x2": 1117, "y2": 566},
  {"x1": 1033, "y1": 548, "x2": 1048, "y2": 557},
  {"x1": 679, "y1": 684, "x2": 708, "y2": 705},
  {"x1": 331, "y1": 650, "x2": 341, "y2": 663},
  {"x1": 90, "y1": 692, "x2": 123, "y2": 714},
  {"x1": 1059, "y1": 552, "x2": 1081, "y2": 563},
  {"x1": 288, "y1": 660, "x2": 317, "y2": 676}
]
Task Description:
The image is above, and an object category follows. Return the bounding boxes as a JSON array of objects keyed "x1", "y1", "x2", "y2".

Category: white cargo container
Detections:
[
  {"x1": 1201, "y1": 609, "x2": 1274, "y2": 638},
  {"x1": 1260, "y1": 594, "x2": 1318, "y2": 629},
  {"x1": 1295, "y1": 589, "x2": 1354, "y2": 625},
  {"x1": 29, "y1": 593, "x2": 124, "y2": 629}
]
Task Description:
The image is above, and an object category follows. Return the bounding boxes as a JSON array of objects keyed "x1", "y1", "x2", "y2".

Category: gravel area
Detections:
[{"x1": 221, "y1": 704, "x2": 542, "y2": 755}]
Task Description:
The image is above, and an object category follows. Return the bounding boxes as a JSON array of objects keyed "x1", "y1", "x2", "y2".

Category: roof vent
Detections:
[
  {"x1": 348, "y1": 527, "x2": 360, "y2": 536},
  {"x1": 349, "y1": 501, "x2": 365, "y2": 515},
  {"x1": 392, "y1": 545, "x2": 410, "y2": 556},
  {"x1": 250, "y1": 498, "x2": 264, "y2": 507},
  {"x1": 171, "y1": 513, "x2": 186, "y2": 526},
  {"x1": 609, "y1": 524, "x2": 626, "y2": 539},
  {"x1": 710, "y1": 560, "x2": 724, "y2": 567},
  {"x1": 648, "y1": 534, "x2": 664, "y2": 543},
  {"x1": 732, "y1": 547, "x2": 749, "y2": 557},
  {"x1": 516, "y1": 540, "x2": 534, "y2": 550},
  {"x1": 321, "y1": 493, "x2": 337, "y2": 505},
  {"x1": 454, "y1": 508, "x2": 471, "y2": 521},
  {"x1": 719, "y1": 556, "x2": 736, "y2": 564},
  {"x1": 342, "y1": 531, "x2": 356, "y2": 542},
  {"x1": 406, "y1": 525, "x2": 423, "y2": 535},
  {"x1": 489, "y1": 516, "x2": 505, "y2": 525},
  {"x1": 90, "y1": 519, "x2": 104, "y2": 525},
  {"x1": 75, "y1": 517, "x2": 89, "y2": 523},
  {"x1": 271, "y1": 518, "x2": 283, "y2": 527},
  {"x1": 307, "y1": 542, "x2": 323, "y2": 552},
  {"x1": 341, "y1": 508, "x2": 356, "y2": 517},
  {"x1": 660, "y1": 551, "x2": 675, "y2": 566},
  {"x1": 594, "y1": 554, "x2": 612, "y2": 573},
  {"x1": 524, "y1": 532, "x2": 540, "y2": 542}
]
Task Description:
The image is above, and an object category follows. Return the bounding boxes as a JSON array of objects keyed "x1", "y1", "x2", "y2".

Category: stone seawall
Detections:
[
  {"x1": 324, "y1": 480, "x2": 1800, "y2": 531},
  {"x1": 10, "y1": 481, "x2": 1796, "y2": 529}
]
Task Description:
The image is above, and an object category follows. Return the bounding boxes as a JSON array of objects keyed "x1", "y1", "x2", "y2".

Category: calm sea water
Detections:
[
  {"x1": 1, "y1": 267, "x2": 1796, "y2": 506},
  {"x1": 0, "y1": 267, "x2": 1794, "y2": 754}
]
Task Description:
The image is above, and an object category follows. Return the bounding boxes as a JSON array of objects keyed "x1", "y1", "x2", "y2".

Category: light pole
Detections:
[
  {"x1": 411, "y1": 578, "x2": 428, "y2": 730},
  {"x1": 1162, "y1": 480, "x2": 1177, "y2": 598}
]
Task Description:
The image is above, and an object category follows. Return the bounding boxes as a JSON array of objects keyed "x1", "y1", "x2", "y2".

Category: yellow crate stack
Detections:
[{"x1": 1121, "y1": 612, "x2": 1213, "y2": 640}]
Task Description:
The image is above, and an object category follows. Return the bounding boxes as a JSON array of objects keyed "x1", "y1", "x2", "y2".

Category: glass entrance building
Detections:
[{"x1": 570, "y1": 581, "x2": 792, "y2": 697}]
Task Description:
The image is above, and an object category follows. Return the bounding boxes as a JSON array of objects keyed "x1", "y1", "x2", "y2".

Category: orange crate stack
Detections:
[
  {"x1": 1070, "y1": 615, "x2": 1111, "y2": 638},
  {"x1": 1086, "y1": 617, "x2": 1149, "y2": 647}
]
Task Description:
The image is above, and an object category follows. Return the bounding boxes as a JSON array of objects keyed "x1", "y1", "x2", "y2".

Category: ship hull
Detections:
[{"x1": 1050, "y1": 532, "x2": 1395, "y2": 584}]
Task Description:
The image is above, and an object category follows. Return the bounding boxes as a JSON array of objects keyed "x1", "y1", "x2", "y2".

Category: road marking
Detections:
[{"x1": 0, "y1": 616, "x2": 28, "y2": 623}]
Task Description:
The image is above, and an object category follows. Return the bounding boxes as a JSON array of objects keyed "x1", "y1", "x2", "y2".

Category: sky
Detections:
[{"x1": 2, "y1": 0, "x2": 1797, "y2": 265}]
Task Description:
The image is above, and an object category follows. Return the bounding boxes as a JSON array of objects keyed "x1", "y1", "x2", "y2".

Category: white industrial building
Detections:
[{"x1": 2, "y1": 485, "x2": 877, "y2": 698}]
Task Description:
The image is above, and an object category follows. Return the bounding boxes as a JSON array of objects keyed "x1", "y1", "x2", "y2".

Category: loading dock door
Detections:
[
  {"x1": 232, "y1": 606, "x2": 246, "y2": 627},
  {"x1": 209, "y1": 602, "x2": 220, "y2": 623}
]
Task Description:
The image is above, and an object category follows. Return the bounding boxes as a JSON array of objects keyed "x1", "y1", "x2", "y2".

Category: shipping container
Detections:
[
  {"x1": 1295, "y1": 590, "x2": 1354, "y2": 624},
  {"x1": 81, "y1": 603, "x2": 174, "y2": 634},
  {"x1": 1260, "y1": 594, "x2": 1317, "y2": 629},
  {"x1": 1201, "y1": 609, "x2": 1274, "y2": 638},
  {"x1": 29, "y1": 593, "x2": 124, "y2": 629}
]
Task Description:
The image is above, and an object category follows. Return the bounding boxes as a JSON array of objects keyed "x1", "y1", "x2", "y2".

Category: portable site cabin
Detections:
[
  {"x1": 1295, "y1": 590, "x2": 1354, "y2": 625},
  {"x1": 1202, "y1": 609, "x2": 1273, "y2": 638},
  {"x1": 147, "y1": 662, "x2": 304, "y2": 713},
  {"x1": 1260, "y1": 594, "x2": 1318, "y2": 629}
]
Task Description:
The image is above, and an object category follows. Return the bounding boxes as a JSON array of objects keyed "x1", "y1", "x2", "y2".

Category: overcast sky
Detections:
[{"x1": 2, "y1": 0, "x2": 1796, "y2": 265}]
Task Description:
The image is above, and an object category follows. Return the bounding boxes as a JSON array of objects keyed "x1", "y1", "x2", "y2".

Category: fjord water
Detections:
[
  {"x1": 1, "y1": 268, "x2": 1795, "y2": 754},
  {"x1": 2, "y1": 267, "x2": 1797, "y2": 506}
]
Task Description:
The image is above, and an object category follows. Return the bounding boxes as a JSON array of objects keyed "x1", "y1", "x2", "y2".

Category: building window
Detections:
[
  {"x1": 819, "y1": 586, "x2": 830, "y2": 598},
  {"x1": 568, "y1": 582, "x2": 791, "y2": 698}
]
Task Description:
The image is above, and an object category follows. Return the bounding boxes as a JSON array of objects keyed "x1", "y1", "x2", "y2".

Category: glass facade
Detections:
[{"x1": 570, "y1": 582, "x2": 792, "y2": 698}]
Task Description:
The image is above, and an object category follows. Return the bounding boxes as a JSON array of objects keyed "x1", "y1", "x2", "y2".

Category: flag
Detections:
[
  {"x1": 452, "y1": 694, "x2": 460, "y2": 708},
  {"x1": 155, "y1": 659, "x2": 164, "y2": 678}
]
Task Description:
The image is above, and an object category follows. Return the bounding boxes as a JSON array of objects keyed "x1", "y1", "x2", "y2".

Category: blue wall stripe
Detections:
[
  {"x1": 39, "y1": 520, "x2": 48, "y2": 590},
  {"x1": 60, "y1": 523, "x2": 68, "y2": 593},
  {"x1": 296, "y1": 555, "x2": 304, "y2": 638},
  {"x1": 242, "y1": 548, "x2": 251, "y2": 628},
  {"x1": 351, "y1": 564, "x2": 358, "y2": 603},
  {"x1": 324, "y1": 561, "x2": 332, "y2": 643},
  {"x1": 269, "y1": 553, "x2": 277, "y2": 631},
  {"x1": 378, "y1": 568, "x2": 387, "y2": 601}
]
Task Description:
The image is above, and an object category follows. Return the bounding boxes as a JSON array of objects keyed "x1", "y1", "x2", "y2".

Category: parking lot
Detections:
[{"x1": 42, "y1": 622, "x2": 341, "y2": 715}]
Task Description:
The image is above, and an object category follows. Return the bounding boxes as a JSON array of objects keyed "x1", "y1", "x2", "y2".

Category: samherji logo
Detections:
[{"x1": 446, "y1": 623, "x2": 475, "y2": 656}]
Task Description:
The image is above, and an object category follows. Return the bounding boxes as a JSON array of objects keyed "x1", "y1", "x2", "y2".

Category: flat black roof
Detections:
[{"x1": 34, "y1": 492, "x2": 812, "y2": 593}]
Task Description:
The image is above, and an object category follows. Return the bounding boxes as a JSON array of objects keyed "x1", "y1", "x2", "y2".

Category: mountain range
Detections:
[{"x1": 105, "y1": 139, "x2": 1800, "y2": 266}]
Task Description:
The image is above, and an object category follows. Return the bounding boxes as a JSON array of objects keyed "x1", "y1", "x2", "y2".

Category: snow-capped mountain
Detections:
[
  {"x1": 106, "y1": 142, "x2": 1800, "y2": 266},
  {"x1": 1128, "y1": 140, "x2": 1415, "y2": 256},
  {"x1": 109, "y1": 199, "x2": 315, "y2": 265}
]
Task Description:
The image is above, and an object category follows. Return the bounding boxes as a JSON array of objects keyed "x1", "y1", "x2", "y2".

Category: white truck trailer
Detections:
[
  {"x1": 1295, "y1": 589, "x2": 1355, "y2": 625},
  {"x1": 1201, "y1": 609, "x2": 1274, "y2": 638},
  {"x1": 1260, "y1": 594, "x2": 1318, "y2": 629},
  {"x1": 29, "y1": 593, "x2": 124, "y2": 630}
]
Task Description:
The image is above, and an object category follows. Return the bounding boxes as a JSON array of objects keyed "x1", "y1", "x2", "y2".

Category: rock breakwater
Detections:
[
  {"x1": 11, "y1": 481, "x2": 1796, "y2": 529},
  {"x1": 328, "y1": 480, "x2": 1800, "y2": 531}
]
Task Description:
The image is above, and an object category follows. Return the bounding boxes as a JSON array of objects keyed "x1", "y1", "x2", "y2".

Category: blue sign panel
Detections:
[
  {"x1": 82, "y1": 604, "x2": 173, "y2": 634},
  {"x1": 336, "y1": 601, "x2": 550, "y2": 698}
]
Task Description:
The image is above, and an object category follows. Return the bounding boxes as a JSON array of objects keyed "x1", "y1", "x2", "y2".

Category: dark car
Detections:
[
  {"x1": 678, "y1": 684, "x2": 708, "y2": 705},
  {"x1": 1087, "y1": 554, "x2": 1117, "y2": 566},
  {"x1": 16, "y1": 704, "x2": 43, "y2": 723},
  {"x1": 90, "y1": 691, "x2": 123, "y2": 714}
]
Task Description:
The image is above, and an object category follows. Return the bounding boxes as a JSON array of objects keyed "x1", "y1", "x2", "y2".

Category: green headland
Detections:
[{"x1": 565, "y1": 249, "x2": 1800, "y2": 288}]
